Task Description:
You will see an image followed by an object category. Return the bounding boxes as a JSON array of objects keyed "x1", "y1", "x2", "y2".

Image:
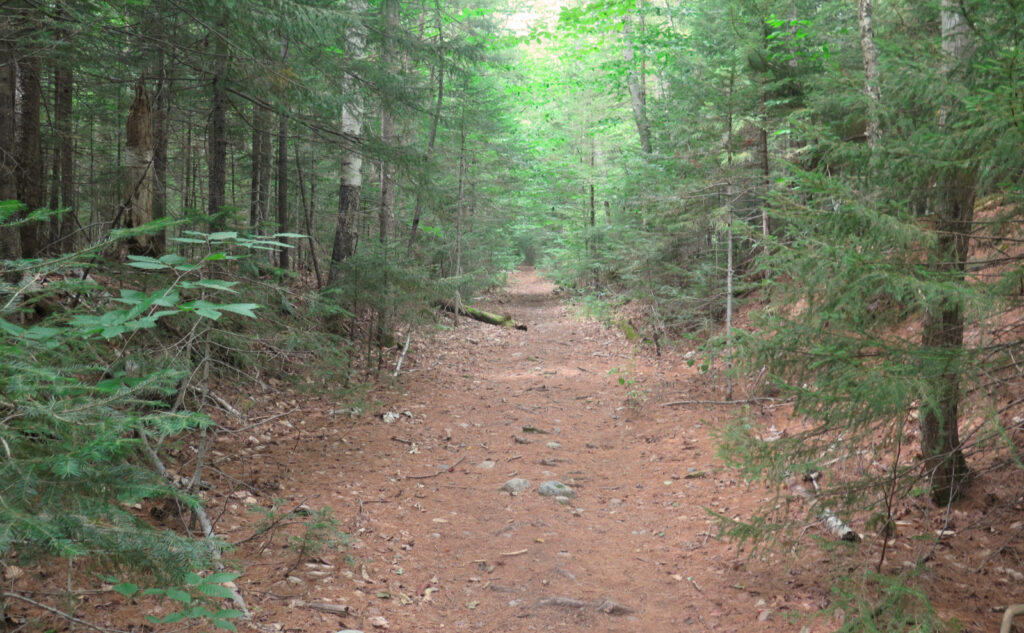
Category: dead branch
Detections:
[
  {"x1": 138, "y1": 432, "x2": 251, "y2": 617},
  {"x1": 393, "y1": 333, "x2": 412, "y2": 377},
  {"x1": 2, "y1": 592, "x2": 129, "y2": 633},
  {"x1": 405, "y1": 455, "x2": 466, "y2": 479},
  {"x1": 536, "y1": 596, "x2": 635, "y2": 616},
  {"x1": 660, "y1": 397, "x2": 778, "y2": 407},
  {"x1": 1002, "y1": 605, "x2": 1024, "y2": 633}
]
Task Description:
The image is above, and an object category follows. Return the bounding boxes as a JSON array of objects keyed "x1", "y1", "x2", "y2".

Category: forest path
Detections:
[{"x1": 229, "y1": 268, "x2": 818, "y2": 633}]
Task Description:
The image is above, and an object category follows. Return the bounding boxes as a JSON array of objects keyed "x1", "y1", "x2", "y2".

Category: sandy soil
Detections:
[{"x1": 210, "y1": 268, "x2": 828, "y2": 633}]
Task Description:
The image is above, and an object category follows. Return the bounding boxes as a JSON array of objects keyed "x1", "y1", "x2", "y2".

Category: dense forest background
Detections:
[{"x1": 3, "y1": 0, "x2": 1024, "y2": 630}]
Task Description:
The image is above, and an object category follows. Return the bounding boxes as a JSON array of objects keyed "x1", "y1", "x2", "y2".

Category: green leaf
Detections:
[
  {"x1": 165, "y1": 588, "x2": 193, "y2": 604},
  {"x1": 126, "y1": 255, "x2": 168, "y2": 270},
  {"x1": 181, "y1": 279, "x2": 239, "y2": 293},
  {"x1": 183, "y1": 605, "x2": 214, "y2": 618},
  {"x1": 0, "y1": 318, "x2": 26, "y2": 337},
  {"x1": 112, "y1": 582, "x2": 139, "y2": 597},
  {"x1": 126, "y1": 261, "x2": 168, "y2": 270},
  {"x1": 217, "y1": 303, "x2": 260, "y2": 318},
  {"x1": 24, "y1": 326, "x2": 61, "y2": 341},
  {"x1": 213, "y1": 608, "x2": 245, "y2": 619},
  {"x1": 158, "y1": 254, "x2": 188, "y2": 267},
  {"x1": 272, "y1": 232, "x2": 308, "y2": 239},
  {"x1": 160, "y1": 612, "x2": 187, "y2": 623},
  {"x1": 204, "y1": 572, "x2": 241, "y2": 584},
  {"x1": 208, "y1": 231, "x2": 238, "y2": 241},
  {"x1": 199, "y1": 584, "x2": 236, "y2": 599},
  {"x1": 184, "y1": 572, "x2": 204, "y2": 585}
]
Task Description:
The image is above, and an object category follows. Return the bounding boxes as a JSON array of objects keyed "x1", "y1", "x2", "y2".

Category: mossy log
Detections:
[{"x1": 437, "y1": 301, "x2": 527, "y2": 331}]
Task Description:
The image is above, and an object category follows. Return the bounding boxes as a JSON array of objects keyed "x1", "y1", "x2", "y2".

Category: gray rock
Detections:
[
  {"x1": 546, "y1": 441, "x2": 562, "y2": 449},
  {"x1": 477, "y1": 460, "x2": 496, "y2": 470},
  {"x1": 501, "y1": 478, "x2": 531, "y2": 495},
  {"x1": 609, "y1": 498, "x2": 624, "y2": 507},
  {"x1": 554, "y1": 495, "x2": 571, "y2": 505},
  {"x1": 538, "y1": 481, "x2": 577, "y2": 498}
]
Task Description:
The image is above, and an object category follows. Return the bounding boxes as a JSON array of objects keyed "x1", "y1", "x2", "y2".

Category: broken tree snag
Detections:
[
  {"x1": 786, "y1": 475, "x2": 861, "y2": 542},
  {"x1": 436, "y1": 301, "x2": 527, "y2": 331},
  {"x1": 123, "y1": 79, "x2": 155, "y2": 256}
]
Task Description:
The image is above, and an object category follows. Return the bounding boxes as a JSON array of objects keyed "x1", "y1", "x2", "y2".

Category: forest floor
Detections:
[{"x1": 18, "y1": 267, "x2": 1024, "y2": 632}]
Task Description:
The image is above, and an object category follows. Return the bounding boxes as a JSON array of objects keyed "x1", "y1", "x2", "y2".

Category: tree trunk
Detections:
[
  {"x1": 328, "y1": 0, "x2": 367, "y2": 284},
  {"x1": 16, "y1": 55, "x2": 42, "y2": 257},
  {"x1": 250, "y1": 104, "x2": 271, "y2": 231},
  {"x1": 208, "y1": 26, "x2": 228, "y2": 227},
  {"x1": 858, "y1": 0, "x2": 881, "y2": 147},
  {"x1": 295, "y1": 141, "x2": 324, "y2": 288},
  {"x1": 454, "y1": 119, "x2": 466, "y2": 276},
  {"x1": 122, "y1": 79, "x2": 154, "y2": 256},
  {"x1": 758, "y1": 88, "x2": 770, "y2": 239},
  {"x1": 622, "y1": 7, "x2": 652, "y2": 154},
  {"x1": 0, "y1": 36, "x2": 19, "y2": 261},
  {"x1": 407, "y1": 0, "x2": 444, "y2": 250},
  {"x1": 55, "y1": 63, "x2": 74, "y2": 253},
  {"x1": 378, "y1": 0, "x2": 399, "y2": 244},
  {"x1": 919, "y1": 0, "x2": 975, "y2": 506},
  {"x1": 152, "y1": 54, "x2": 169, "y2": 255},
  {"x1": 277, "y1": 111, "x2": 289, "y2": 269}
]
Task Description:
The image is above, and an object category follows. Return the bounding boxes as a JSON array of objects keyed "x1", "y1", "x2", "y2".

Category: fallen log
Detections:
[{"x1": 436, "y1": 300, "x2": 527, "y2": 331}]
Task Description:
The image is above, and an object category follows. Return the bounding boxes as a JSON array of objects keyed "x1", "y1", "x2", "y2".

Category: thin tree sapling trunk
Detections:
[{"x1": 277, "y1": 111, "x2": 289, "y2": 269}]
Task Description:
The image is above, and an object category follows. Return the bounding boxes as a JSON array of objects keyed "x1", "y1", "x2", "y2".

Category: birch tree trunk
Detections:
[
  {"x1": 858, "y1": 0, "x2": 881, "y2": 147},
  {"x1": 328, "y1": 0, "x2": 367, "y2": 284},
  {"x1": 919, "y1": 0, "x2": 974, "y2": 506}
]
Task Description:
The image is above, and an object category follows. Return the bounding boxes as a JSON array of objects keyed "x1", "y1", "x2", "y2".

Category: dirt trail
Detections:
[{"x1": 221, "y1": 268, "x2": 824, "y2": 632}]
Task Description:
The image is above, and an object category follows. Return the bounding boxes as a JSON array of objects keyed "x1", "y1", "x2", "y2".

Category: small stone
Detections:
[
  {"x1": 538, "y1": 481, "x2": 576, "y2": 498},
  {"x1": 554, "y1": 495, "x2": 571, "y2": 505},
  {"x1": 286, "y1": 576, "x2": 304, "y2": 584},
  {"x1": 546, "y1": 441, "x2": 562, "y2": 449},
  {"x1": 609, "y1": 498, "x2": 624, "y2": 507},
  {"x1": 501, "y1": 478, "x2": 531, "y2": 495},
  {"x1": 758, "y1": 609, "x2": 773, "y2": 622},
  {"x1": 477, "y1": 460, "x2": 496, "y2": 470}
]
